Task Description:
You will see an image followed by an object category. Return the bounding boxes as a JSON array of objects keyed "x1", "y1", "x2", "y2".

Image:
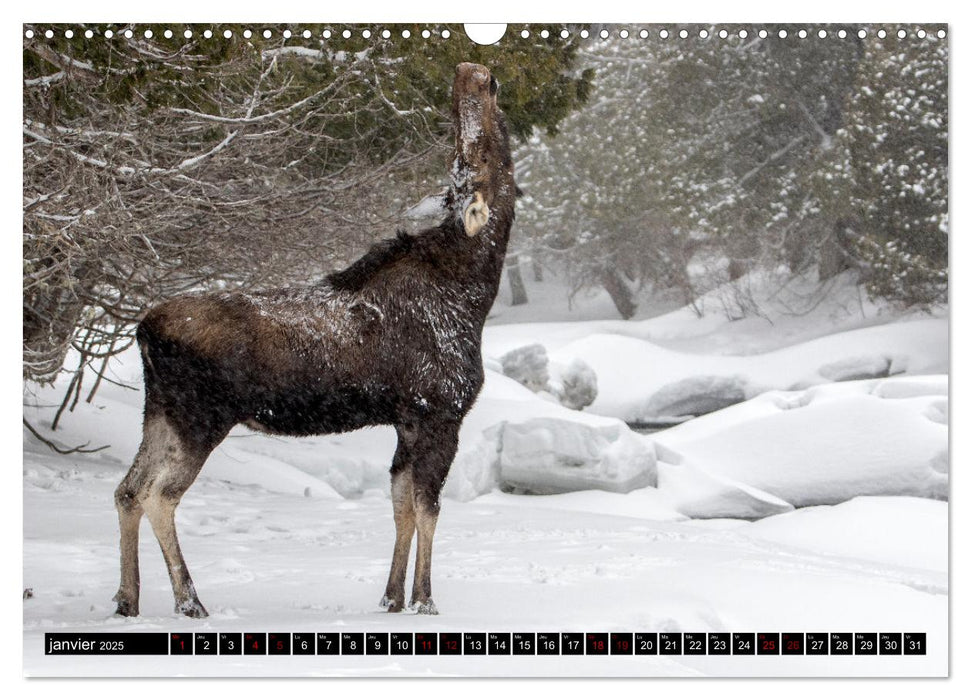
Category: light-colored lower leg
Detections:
[
  {"x1": 112, "y1": 501, "x2": 143, "y2": 616},
  {"x1": 381, "y1": 469, "x2": 415, "y2": 612},
  {"x1": 143, "y1": 493, "x2": 207, "y2": 618},
  {"x1": 410, "y1": 500, "x2": 439, "y2": 615}
]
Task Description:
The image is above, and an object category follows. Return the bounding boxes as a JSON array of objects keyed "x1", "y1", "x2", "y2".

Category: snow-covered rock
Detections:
[
  {"x1": 499, "y1": 343, "x2": 550, "y2": 392},
  {"x1": 496, "y1": 417, "x2": 656, "y2": 495},
  {"x1": 551, "y1": 357, "x2": 598, "y2": 411},
  {"x1": 499, "y1": 343, "x2": 598, "y2": 411}
]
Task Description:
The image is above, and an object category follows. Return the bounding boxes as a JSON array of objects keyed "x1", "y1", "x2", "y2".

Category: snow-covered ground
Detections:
[{"x1": 23, "y1": 271, "x2": 948, "y2": 677}]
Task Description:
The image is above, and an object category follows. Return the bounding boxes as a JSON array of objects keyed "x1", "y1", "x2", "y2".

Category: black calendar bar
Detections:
[
  {"x1": 45, "y1": 633, "x2": 169, "y2": 655},
  {"x1": 42, "y1": 632, "x2": 928, "y2": 656}
]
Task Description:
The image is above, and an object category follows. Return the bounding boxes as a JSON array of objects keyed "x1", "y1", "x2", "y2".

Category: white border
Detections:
[{"x1": 5, "y1": 1, "x2": 963, "y2": 698}]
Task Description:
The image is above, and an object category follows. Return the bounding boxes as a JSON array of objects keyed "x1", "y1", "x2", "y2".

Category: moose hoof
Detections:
[
  {"x1": 412, "y1": 599, "x2": 439, "y2": 615},
  {"x1": 176, "y1": 599, "x2": 209, "y2": 618},
  {"x1": 113, "y1": 599, "x2": 139, "y2": 617},
  {"x1": 380, "y1": 595, "x2": 404, "y2": 613}
]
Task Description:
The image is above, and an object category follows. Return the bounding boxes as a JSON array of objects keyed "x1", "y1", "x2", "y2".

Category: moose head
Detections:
[{"x1": 450, "y1": 62, "x2": 515, "y2": 237}]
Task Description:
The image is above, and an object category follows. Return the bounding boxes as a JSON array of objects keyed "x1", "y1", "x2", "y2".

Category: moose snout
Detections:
[{"x1": 455, "y1": 62, "x2": 492, "y2": 95}]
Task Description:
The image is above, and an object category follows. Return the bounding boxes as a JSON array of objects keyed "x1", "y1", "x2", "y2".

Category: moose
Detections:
[{"x1": 112, "y1": 63, "x2": 516, "y2": 617}]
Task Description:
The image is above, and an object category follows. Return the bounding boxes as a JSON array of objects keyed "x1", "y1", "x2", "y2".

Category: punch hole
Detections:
[
  {"x1": 659, "y1": 29, "x2": 669, "y2": 39},
  {"x1": 701, "y1": 29, "x2": 710, "y2": 39},
  {"x1": 937, "y1": 29, "x2": 946, "y2": 39},
  {"x1": 679, "y1": 29, "x2": 688, "y2": 39},
  {"x1": 778, "y1": 29, "x2": 788, "y2": 38},
  {"x1": 580, "y1": 29, "x2": 589, "y2": 39},
  {"x1": 877, "y1": 29, "x2": 886, "y2": 38},
  {"x1": 463, "y1": 24, "x2": 507, "y2": 45},
  {"x1": 25, "y1": 29, "x2": 34, "y2": 38},
  {"x1": 442, "y1": 29, "x2": 451, "y2": 39},
  {"x1": 422, "y1": 29, "x2": 431, "y2": 39},
  {"x1": 561, "y1": 29, "x2": 569, "y2": 39},
  {"x1": 541, "y1": 29, "x2": 550, "y2": 39},
  {"x1": 639, "y1": 29, "x2": 648, "y2": 38},
  {"x1": 65, "y1": 29, "x2": 74, "y2": 38},
  {"x1": 758, "y1": 29, "x2": 767, "y2": 38}
]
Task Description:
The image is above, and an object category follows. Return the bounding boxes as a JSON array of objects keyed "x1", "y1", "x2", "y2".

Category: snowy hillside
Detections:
[{"x1": 23, "y1": 272, "x2": 948, "y2": 677}]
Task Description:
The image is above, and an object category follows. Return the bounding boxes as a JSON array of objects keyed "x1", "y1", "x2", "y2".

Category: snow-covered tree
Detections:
[
  {"x1": 514, "y1": 25, "x2": 946, "y2": 317},
  {"x1": 816, "y1": 27, "x2": 948, "y2": 306}
]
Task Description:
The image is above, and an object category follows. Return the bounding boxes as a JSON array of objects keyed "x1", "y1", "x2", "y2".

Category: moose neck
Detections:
[{"x1": 446, "y1": 167, "x2": 516, "y2": 324}]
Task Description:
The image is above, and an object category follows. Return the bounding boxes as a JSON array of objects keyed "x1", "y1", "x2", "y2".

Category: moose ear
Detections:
[{"x1": 463, "y1": 191, "x2": 490, "y2": 237}]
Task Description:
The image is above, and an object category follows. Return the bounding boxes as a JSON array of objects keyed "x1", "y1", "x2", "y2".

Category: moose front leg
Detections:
[
  {"x1": 381, "y1": 464, "x2": 415, "y2": 613},
  {"x1": 409, "y1": 420, "x2": 460, "y2": 615}
]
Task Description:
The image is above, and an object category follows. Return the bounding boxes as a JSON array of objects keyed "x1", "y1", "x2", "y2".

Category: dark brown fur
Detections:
[{"x1": 112, "y1": 63, "x2": 516, "y2": 617}]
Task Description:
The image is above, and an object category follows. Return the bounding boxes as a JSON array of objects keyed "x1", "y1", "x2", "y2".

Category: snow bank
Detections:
[
  {"x1": 655, "y1": 376, "x2": 948, "y2": 507},
  {"x1": 485, "y1": 269, "x2": 946, "y2": 424},
  {"x1": 657, "y1": 462, "x2": 793, "y2": 520},
  {"x1": 547, "y1": 318, "x2": 946, "y2": 423},
  {"x1": 743, "y1": 496, "x2": 947, "y2": 572}
]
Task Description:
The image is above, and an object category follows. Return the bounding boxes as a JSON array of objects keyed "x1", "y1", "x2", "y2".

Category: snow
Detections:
[
  {"x1": 744, "y1": 497, "x2": 947, "y2": 573},
  {"x1": 22, "y1": 269, "x2": 947, "y2": 677},
  {"x1": 656, "y1": 378, "x2": 948, "y2": 507},
  {"x1": 543, "y1": 319, "x2": 946, "y2": 423},
  {"x1": 486, "y1": 271, "x2": 946, "y2": 425},
  {"x1": 658, "y1": 462, "x2": 793, "y2": 520}
]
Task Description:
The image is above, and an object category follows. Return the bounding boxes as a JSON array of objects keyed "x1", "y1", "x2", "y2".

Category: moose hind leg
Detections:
[
  {"x1": 410, "y1": 421, "x2": 460, "y2": 615},
  {"x1": 143, "y1": 489, "x2": 208, "y2": 618},
  {"x1": 120, "y1": 414, "x2": 220, "y2": 617},
  {"x1": 112, "y1": 414, "x2": 177, "y2": 616},
  {"x1": 112, "y1": 478, "x2": 144, "y2": 617}
]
